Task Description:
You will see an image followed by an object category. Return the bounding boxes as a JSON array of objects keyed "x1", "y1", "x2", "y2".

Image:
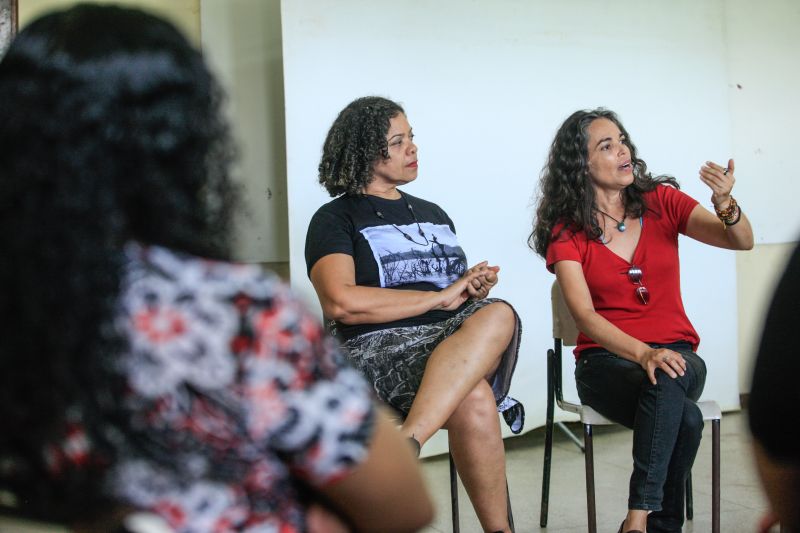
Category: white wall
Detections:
[
  {"x1": 282, "y1": 0, "x2": 750, "y2": 455},
  {"x1": 723, "y1": 0, "x2": 800, "y2": 244}
]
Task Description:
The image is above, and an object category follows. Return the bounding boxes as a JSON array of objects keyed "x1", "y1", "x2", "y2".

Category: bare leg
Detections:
[
  {"x1": 400, "y1": 301, "x2": 515, "y2": 444},
  {"x1": 446, "y1": 380, "x2": 510, "y2": 533}
]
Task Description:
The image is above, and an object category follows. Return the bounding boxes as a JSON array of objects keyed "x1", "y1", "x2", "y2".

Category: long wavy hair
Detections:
[
  {"x1": 318, "y1": 96, "x2": 404, "y2": 196},
  {"x1": 0, "y1": 4, "x2": 237, "y2": 522},
  {"x1": 529, "y1": 108, "x2": 678, "y2": 258}
]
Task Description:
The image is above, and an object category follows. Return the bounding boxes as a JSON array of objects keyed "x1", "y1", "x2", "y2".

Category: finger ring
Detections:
[
  {"x1": 723, "y1": 168, "x2": 729, "y2": 175},
  {"x1": 662, "y1": 356, "x2": 670, "y2": 363}
]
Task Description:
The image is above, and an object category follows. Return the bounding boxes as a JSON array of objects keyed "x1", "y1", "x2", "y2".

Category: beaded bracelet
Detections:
[
  {"x1": 714, "y1": 196, "x2": 738, "y2": 223},
  {"x1": 723, "y1": 205, "x2": 742, "y2": 227}
]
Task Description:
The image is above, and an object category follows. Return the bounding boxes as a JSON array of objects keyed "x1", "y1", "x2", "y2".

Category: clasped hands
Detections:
[
  {"x1": 464, "y1": 260, "x2": 499, "y2": 300},
  {"x1": 437, "y1": 261, "x2": 500, "y2": 311}
]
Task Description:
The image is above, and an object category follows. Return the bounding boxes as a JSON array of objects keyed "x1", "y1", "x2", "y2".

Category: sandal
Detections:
[
  {"x1": 617, "y1": 519, "x2": 645, "y2": 533},
  {"x1": 407, "y1": 436, "x2": 421, "y2": 458}
]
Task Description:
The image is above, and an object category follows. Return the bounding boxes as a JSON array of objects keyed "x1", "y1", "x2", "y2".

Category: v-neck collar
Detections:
[{"x1": 598, "y1": 215, "x2": 644, "y2": 265}]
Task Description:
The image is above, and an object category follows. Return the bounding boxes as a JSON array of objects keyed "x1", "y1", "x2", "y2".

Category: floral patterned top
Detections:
[{"x1": 98, "y1": 242, "x2": 375, "y2": 532}]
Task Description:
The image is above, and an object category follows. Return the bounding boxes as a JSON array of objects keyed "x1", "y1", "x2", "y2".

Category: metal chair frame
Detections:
[{"x1": 539, "y1": 282, "x2": 720, "y2": 533}]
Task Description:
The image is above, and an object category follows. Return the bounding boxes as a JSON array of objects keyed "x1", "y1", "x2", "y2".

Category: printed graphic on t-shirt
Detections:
[{"x1": 360, "y1": 222, "x2": 466, "y2": 288}]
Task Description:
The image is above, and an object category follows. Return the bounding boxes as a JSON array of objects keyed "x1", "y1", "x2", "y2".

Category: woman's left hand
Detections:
[
  {"x1": 699, "y1": 158, "x2": 735, "y2": 209},
  {"x1": 466, "y1": 263, "x2": 500, "y2": 299}
]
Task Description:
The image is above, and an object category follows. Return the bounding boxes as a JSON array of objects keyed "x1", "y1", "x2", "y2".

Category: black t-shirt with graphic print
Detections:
[{"x1": 305, "y1": 192, "x2": 469, "y2": 340}]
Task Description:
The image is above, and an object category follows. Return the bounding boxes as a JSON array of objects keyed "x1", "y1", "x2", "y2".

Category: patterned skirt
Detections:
[{"x1": 340, "y1": 297, "x2": 524, "y2": 433}]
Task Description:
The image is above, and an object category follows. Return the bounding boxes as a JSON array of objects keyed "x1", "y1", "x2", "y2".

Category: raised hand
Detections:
[{"x1": 699, "y1": 158, "x2": 735, "y2": 209}]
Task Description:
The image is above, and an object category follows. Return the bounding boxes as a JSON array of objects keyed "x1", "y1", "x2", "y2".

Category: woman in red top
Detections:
[{"x1": 530, "y1": 109, "x2": 753, "y2": 533}]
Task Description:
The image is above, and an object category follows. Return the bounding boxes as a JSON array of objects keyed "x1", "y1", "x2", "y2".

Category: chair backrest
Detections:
[
  {"x1": 549, "y1": 280, "x2": 582, "y2": 410},
  {"x1": 551, "y1": 281, "x2": 579, "y2": 346}
]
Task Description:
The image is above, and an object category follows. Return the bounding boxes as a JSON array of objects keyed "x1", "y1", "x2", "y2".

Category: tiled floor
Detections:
[{"x1": 420, "y1": 410, "x2": 768, "y2": 532}]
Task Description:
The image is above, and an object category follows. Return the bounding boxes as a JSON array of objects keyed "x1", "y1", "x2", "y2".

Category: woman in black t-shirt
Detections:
[{"x1": 305, "y1": 96, "x2": 522, "y2": 533}]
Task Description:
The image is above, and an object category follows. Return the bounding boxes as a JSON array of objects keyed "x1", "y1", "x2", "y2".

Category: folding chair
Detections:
[{"x1": 539, "y1": 281, "x2": 720, "y2": 533}]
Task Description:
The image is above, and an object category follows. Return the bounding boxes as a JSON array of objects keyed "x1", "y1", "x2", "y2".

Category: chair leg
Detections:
[
  {"x1": 540, "y1": 349, "x2": 556, "y2": 527},
  {"x1": 556, "y1": 421, "x2": 585, "y2": 452},
  {"x1": 712, "y1": 419, "x2": 720, "y2": 533},
  {"x1": 540, "y1": 418, "x2": 553, "y2": 528},
  {"x1": 506, "y1": 480, "x2": 515, "y2": 533},
  {"x1": 685, "y1": 471, "x2": 693, "y2": 520},
  {"x1": 583, "y1": 424, "x2": 597, "y2": 533},
  {"x1": 448, "y1": 452, "x2": 459, "y2": 533}
]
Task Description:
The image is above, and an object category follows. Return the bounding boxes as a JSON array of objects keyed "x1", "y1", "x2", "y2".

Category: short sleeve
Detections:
[
  {"x1": 545, "y1": 224, "x2": 582, "y2": 273},
  {"x1": 656, "y1": 184, "x2": 699, "y2": 235},
  {"x1": 305, "y1": 203, "x2": 355, "y2": 275},
  {"x1": 243, "y1": 285, "x2": 376, "y2": 487},
  {"x1": 438, "y1": 205, "x2": 457, "y2": 233}
]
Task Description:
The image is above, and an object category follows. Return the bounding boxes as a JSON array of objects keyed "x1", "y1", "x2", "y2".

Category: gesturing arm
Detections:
[
  {"x1": 555, "y1": 260, "x2": 687, "y2": 385},
  {"x1": 310, "y1": 253, "x2": 483, "y2": 325},
  {"x1": 684, "y1": 158, "x2": 754, "y2": 250}
]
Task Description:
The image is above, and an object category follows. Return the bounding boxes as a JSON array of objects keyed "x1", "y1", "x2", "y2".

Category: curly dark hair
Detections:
[
  {"x1": 529, "y1": 108, "x2": 678, "y2": 258},
  {"x1": 318, "y1": 96, "x2": 405, "y2": 196},
  {"x1": 0, "y1": 3, "x2": 237, "y2": 523}
]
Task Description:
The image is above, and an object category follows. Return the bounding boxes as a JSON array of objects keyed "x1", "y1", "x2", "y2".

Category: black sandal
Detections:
[
  {"x1": 618, "y1": 519, "x2": 645, "y2": 533},
  {"x1": 407, "y1": 436, "x2": 421, "y2": 458}
]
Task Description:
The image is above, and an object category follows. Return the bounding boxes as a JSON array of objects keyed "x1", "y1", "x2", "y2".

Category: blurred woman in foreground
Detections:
[{"x1": 0, "y1": 5, "x2": 432, "y2": 532}]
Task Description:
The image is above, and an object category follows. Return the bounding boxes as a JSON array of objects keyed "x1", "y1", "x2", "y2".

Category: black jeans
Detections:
[{"x1": 575, "y1": 343, "x2": 707, "y2": 533}]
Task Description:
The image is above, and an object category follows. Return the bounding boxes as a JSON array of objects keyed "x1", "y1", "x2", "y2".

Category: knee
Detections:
[
  {"x1": 473, "y1": 302, "x2": 515, "y2": 339},
  {"x1": 485, "y1": 301, "x2": 515, "y2": 326},
  {"x1": 682, "y1": 401, "x2": 704, "y2": 437},
  {"x1": 448, "y1": 381, "x2": 497, "y2": 431}
]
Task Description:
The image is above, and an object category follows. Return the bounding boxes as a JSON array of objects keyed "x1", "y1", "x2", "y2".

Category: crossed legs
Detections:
[{"x1": 400, "y1": 301, "x2": 515, "y2": 532}]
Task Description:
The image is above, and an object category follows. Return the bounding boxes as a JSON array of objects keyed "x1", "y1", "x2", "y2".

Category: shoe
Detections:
[
  {"x1": 407, "y1": 437, "x2": 421, "y2": 458},
  {"x1": 618, "y1": 519, "x2": 644, "y2": 533}
]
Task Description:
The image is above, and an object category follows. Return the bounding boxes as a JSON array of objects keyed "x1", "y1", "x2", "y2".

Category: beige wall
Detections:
[
  {"x1": 200, "y1": 0, "x2": 288, "y2": 264},
  {"x1": 737, "y1": 244, "x2": 795, "y2": 392},
  {"x1": 19, "y1": 0, "x2": 200, "y2": 42}
]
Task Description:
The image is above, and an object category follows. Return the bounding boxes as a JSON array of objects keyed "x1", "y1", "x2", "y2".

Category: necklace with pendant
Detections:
[
  {"x1": 597, "y1": 209, "x2": 627, "y2": 232},
  {"x1": 364, "y1": 190, "x2": 430, "y2": 246}
]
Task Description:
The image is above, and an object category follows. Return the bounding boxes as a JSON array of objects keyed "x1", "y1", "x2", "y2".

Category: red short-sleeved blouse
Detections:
[{"x1": 546, "y1": 185, "x2": 700, "y2": 358}]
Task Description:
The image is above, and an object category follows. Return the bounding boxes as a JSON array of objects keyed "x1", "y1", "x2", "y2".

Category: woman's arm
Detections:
[
  {"x1": 310, "y1": 253, "x2": 484, "y2": 325},
  {"x1": 684, "y1": 159, "x2": 754, "y2": 250},
  {"x1": 319, "y1": 407, "x2": 434, "y2": 533},
  {"x1": 555, "y1": 260, "x2": 687, "y2": 384}
]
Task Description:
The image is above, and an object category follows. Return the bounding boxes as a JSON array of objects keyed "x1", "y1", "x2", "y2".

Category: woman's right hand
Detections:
[
  {"x1": 437, "y1": 265, "x2": 484, "y2": 311},
  {"x1": 465, "y1": 261, "x2": 500, "y2": 300},
  {"x1": 639, "y1": 347, "x2": 687, "y2": 385}
]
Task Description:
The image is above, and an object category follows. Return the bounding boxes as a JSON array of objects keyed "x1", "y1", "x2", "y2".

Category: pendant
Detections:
[{"x1": 617, "y1": 221, "x2": 626, "y2": 232}]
